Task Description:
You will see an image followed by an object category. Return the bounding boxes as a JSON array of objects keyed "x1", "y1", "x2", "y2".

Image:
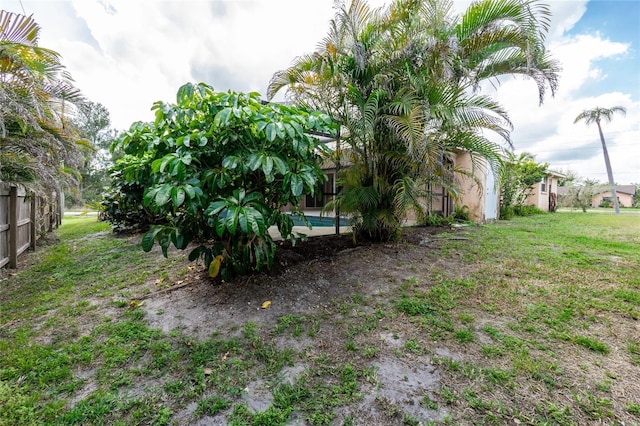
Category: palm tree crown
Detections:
[
  {"x1": 0, "y1": 10, "x2": 85, "y2": 191},
  {"x1": 574, "y1": 106, "x2": 626, "y2": 126}
]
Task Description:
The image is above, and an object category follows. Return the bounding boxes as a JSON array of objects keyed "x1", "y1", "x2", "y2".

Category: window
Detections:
[
  {"x1": 305, "y1": 192, "x2": 324, "y2": 208},
  {"x1": 540, "y1": 177, "x2": 547, "y2": 193},
  {"x1": 305, "y1": 173, "x2": 334, "y2": 209}
]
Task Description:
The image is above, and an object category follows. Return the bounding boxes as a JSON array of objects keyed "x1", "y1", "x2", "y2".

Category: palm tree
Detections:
[
  {"x1": 574, "y1": 106, "x2": 626, "y2": 214},
  {"x1": 268, "y1": 0, "x2": 559, "y2": 240},
  {"x1": 0, "y1": 10, "x2": 85, "y2": 190}
]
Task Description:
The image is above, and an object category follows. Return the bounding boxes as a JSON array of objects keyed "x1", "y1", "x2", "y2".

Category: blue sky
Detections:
[
  {"x1": 566, "y1": 0, "x2": 639, "y2": 101},
  {"x1": 3, "y1": 0, "x2": 639, "y2": 183}
]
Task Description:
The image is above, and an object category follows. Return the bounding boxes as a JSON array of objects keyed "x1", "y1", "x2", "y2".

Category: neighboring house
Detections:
[
  {"x1": 525, "y1": 170, "x2": 564, "y2": 212},
  {"x1": 592, "y1": 185, "x2": 637, "y2": 208}
]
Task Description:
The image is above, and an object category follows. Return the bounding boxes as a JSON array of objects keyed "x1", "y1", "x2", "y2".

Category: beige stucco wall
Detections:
[
  {"x1": 453, "y1": 151, "x2": 487, "y2": 222},
  {"x1": 526, "y1": 175, "x2": 560, "y2": 211},
  {"x1": 321, "y1": 151, "x2": 495, "y2": 223},
  {"x1": 592, "y1": 191, "x2": 634, "y2": 208}
]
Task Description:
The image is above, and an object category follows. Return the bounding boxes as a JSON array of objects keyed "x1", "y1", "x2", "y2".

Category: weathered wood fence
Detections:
[{"x1": 0, "y1": 184, "x2": 61, "y2": 269}]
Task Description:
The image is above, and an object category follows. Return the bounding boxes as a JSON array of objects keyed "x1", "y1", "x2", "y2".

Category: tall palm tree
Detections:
[
  {"x1": 574, "y1": 106, "x2": 626, "y2": 214},
  {"x1": 268, "y1": 0, "x2": 559, "y2": 240},
  {"x1": 0, "y1": 10, "x2": 85, "y2": 190}
]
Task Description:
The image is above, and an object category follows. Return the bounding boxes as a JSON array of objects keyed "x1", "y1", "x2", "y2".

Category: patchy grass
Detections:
[{"x1": 1, "y1": 213, "x2": 639, "y2": 425}]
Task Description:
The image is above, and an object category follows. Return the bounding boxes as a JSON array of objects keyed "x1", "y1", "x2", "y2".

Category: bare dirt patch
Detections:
[
  {"x1": 139, "y1": 226, "x2": 459, "y2": 424},
  {"x1": 142, "y1": 227, "x2": 454, "y2": 339}
]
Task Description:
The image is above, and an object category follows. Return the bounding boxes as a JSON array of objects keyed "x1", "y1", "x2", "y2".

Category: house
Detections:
[
  {"x1": 430, "y1": 151, "x2": 498, "y2": 222},
  {"x1": 305, "y1": 148, "x2": 499, "y2": 223},
  {"x1": 525, "y1": 170, "x2": 565, "y2": 212},
  {"x1": 592, "y1": 185, "x2": 637, "y2": 208}
]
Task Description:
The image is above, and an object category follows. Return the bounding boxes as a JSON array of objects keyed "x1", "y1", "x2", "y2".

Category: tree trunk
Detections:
[{"x1": 596, "y1": 120, "x2": 620, "y2": 214}]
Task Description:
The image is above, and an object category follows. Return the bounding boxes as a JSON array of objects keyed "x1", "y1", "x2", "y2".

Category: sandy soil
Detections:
[{"x1": 139, "y1": 226, "x2": 459, "y2": 425}]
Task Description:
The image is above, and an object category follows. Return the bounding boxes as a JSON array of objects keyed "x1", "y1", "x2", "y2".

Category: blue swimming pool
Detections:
[{"x1": 289, "y1": 215, "x2": 349, "y2": 227}]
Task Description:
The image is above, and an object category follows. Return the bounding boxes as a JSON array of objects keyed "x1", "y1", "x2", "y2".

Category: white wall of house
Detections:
[{"x1": 484, "y1": 165, "x2": 499, "y2": 221}]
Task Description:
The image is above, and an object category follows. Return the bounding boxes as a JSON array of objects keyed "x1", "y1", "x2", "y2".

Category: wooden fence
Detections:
[{"x1": 0, "y1": 184, "x2": 61, "y2": 269}]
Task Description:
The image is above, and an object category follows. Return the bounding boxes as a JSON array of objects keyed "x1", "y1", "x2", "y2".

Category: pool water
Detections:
[{"x1": 289, "y1": 215, "x2": 349, "y2": 227}]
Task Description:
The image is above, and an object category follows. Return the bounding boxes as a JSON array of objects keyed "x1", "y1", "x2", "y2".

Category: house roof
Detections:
[
  {"x1": 610, "y1": 185, "x2": 637, "y2": 195},
  {"x1": 557, "y1": 184, "x2": 637, "y2": 196},
  {"x1": 546, "y1": 169, "x2": 565, "y2": 178}
]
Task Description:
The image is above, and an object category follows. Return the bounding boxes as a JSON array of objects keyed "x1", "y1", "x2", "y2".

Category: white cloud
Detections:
[
  {"x1": 550, "y1": 34, "x2": 629, "y2": 95},
  {"x1": 5, "y1": 0, "x2": 638, "y2": 183},
  {"x1": 484, "y1": 17, "x2": 637, "y2": 182}
]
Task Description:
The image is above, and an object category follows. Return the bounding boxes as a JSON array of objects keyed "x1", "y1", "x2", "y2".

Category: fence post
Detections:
[
  {"x1": 9, "y1": 186, "x2": 18, "y2": 268},
  {"x1": 30, "y1": 192, "x2": 37, "y2": 250},
  {"x1": 49, "y1": 199, "x2": 53, "y2": 232}
]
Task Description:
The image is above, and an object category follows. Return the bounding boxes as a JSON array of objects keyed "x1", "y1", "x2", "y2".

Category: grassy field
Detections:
[{"x1": 0, "y1": 213, "x2": 639, "y2": 425}]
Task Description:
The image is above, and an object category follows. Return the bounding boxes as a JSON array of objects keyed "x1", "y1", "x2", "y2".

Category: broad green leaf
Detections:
[
  {"x1": 151, "y1": 158, "x2": 163, "y2": 173},
  {"x1": 143, "y1": 187, "x2": 158, "y2": 206},
  {"x1": 300, "y1": 166, "x2": 319, "y2": 190},
  {"x1": 214, "y1": 108, "x2": 232, "y2": 127},
  {"x1": 204, "y1": 200, "x2": 226, "y2": 216},
  {"x1": 173, "y1": 161, "x2": 186, "y2": 181},
  {"x1": 265, "y1": 123, "x2": 277, "y2": 141},
  {"x1": 171, "y1": 228, "x2": 188, "y2": 249},
  {"x1": 261, "y1": 156, "x2": 274, "y2": 177},
  {"x1": 246, "y1": 152, "x2": 263, "y2": 171},
  {"x1": 215, "y1": 216, "x2": 226, "y2": 237},
  {"x1": 241, "y1": 191, "x2": 265, "y2": 206},
  {"x1": 272, "y1": 156, "x2": 288, "y2": 175},
  {"x1": 245, "y1": 207, "x2": 266, "y2": 234},
  {"x1": 222, "y1": 156, "x2": 240, "y2": 169},
  {"x1": 159, "y1": 235, "x2": 170, "y2": 257},
  {"x1": 188, "y1": 246, "x2": 202, "y2": 262},
  {"x1": 226, "y1": 206, "x2": 239, "y2": 235},
  {"x1": 177, "y1": 82, "x2": 194, "y2": 103},
  {"x1": 290, "y1": 174, "x2": 303, "y2": 197},
  {"x1": 159, "y1": 155, "x2": 175, "y2": 173},
  {"x1": 142, "y1": 227, "x2": 164, "y2": 252},
  {"x1": 171, "y1": 186, "x2": 186, "y2": 207},
  {"x1": 180, "y1": 152, "x2": 192, "y2": 165},
  {"x1": 254, "y1": 244, "x2": 265, "y2": 268},
  {"x1": 238, "y1": 212, "x2": 249, "y2": 233},
  {"x1": 283, "y1": 123, "x2": 296, "y2": 139},
  {"x1": 290, "y1": 121, "x2": 304, "y2": 137},
  {"x1": 154, "y1": 184, "x2": 172, "y2": 206},
  {"x1": 184, "y1": 184, "x2": 196, "y2": 199}
]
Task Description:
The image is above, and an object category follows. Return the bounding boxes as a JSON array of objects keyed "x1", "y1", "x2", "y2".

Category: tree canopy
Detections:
[
  {"x1": 110, "y1": 82, "x2": 334, "y2": 279},
  {"x1": 0, "y1": 10, "x2": 86, "y2": 193},
  {"x1": 268, "y1": 0, "x2": 560, "y2": 240}
]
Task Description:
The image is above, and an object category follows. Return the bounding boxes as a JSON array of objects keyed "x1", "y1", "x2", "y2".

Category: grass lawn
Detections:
[{"x1": 0, "y1": 213, "x2": 639, "y2": 425}]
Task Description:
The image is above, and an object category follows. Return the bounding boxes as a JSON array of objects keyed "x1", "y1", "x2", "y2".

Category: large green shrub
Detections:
[
  {"x1": 112, "y1": 83, "x2": 333, "y2": 279},
  {"x1": 100, "y1": 152, "x2": 164, "y2": 231},
  {"x1": 500, "y1": 152, "x2": 548, "y2": 219}
]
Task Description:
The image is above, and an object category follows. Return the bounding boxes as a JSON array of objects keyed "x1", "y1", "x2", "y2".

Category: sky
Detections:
[{"x1": 3, "y1": 0, "x2": 639, "y2": 184}]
